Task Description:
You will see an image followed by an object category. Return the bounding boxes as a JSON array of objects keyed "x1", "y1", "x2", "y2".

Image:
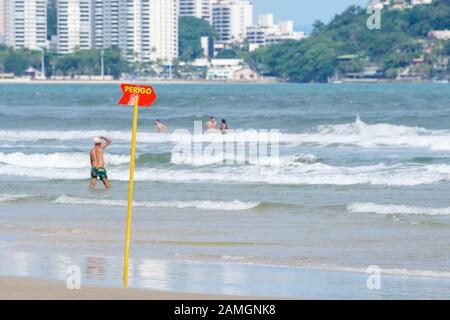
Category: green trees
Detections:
[
  {"x1": 443, "y1": 41, "x2": 450, "y2": 56},
  {"x1": 248, "y1": 0, "x2": 450, "y2": 82},
  {"x1": 179, "y1": 17, "x2": 216, "y2": 61},
  {"x1": 0, "y1": 45, "x2": 126, "y2": 79},
  {"x1": 248, "y1": 38, "x2": 338, "y2": 82},
  {"x1": 51, "y1": 47, "x2": 126, "y2": 78},
  {"x1": 0, "y1": 46, "x2": 41, "y2": 76}
]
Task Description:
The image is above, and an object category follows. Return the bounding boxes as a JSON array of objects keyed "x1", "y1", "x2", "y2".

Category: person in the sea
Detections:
[
  {"x1": 90, "y1": 136, "x2": 112, "y2": 189},
  {"x1": 205, "y1": 116, "x2": 218, "y2": 132},
  {"x1": 155, "y1": 119, "x2": 167, "y2": 133},
  {"x1": 220, "y1": 119, "x2": 229, "y2": 134}
]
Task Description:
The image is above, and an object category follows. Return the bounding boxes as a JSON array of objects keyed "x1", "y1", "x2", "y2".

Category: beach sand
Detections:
[{"x1": 0, "y1": 276, "x2": 262, "y2": 300}]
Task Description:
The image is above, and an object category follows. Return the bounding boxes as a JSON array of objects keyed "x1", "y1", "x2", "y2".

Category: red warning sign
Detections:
[{"x1": 118, "y1": 84, "x2": 157, "y2": 107}]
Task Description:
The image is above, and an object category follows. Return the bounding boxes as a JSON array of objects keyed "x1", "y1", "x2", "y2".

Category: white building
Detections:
[
  {"x1": 93, "y1": 0, "x2": 120, "y2": 51},
  {"x1": 148, "y1": 0, "x2": 179, "y2": 63},
  {"x1": 3, "y1": 0, "x2": 47, "y2": 49},
  {"x1": 93, "y1": 0, "x2": 154, "y2": 62},
  {"x1": 428, "y1": 30, "x2": 450, "y2": 40},
  {"x1": 247, "y1": 14, "x2": 305, "y2": 51},
  {"x1": 258, "y1": 14, "x2": 273, "y2": 28},
  {"x1": 206, "y1": 58, "x2": 242, "y2": 79},
  {"x1": 374, "y1": 0, "x2": 433, "y2": 10},
  {"x1": 200, "y1": 35, "x2": 214, "y2": 58},
  {"x1": 57, "y1": 0, "x2": 93, "y2": 54},
  {"x1": 212, "y1": 0, "x2": 253, "y2": 45},
  {"x1": 0, "y1": 0, "x2": 4, "y2": 43},
  {"x1": 367, "y1": 0, "x2": 389, "y2": 10},
  {"x1": 412, "y1": 0, "x2": 432, "y2": 6},
  {"x1": 180, "y1": 0, "x2": 212, "y2": 24},
  {"x1": 58, "y1": 0, "x2": 178, "y2": 63},
  {"x1": 206, "y1": 58, "x2": 259, "y2": 80}
]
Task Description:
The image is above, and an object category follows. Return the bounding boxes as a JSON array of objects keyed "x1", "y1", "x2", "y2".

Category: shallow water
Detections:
[{"x1": 1, "y1": 83, "x2": 450, "y2": 298}]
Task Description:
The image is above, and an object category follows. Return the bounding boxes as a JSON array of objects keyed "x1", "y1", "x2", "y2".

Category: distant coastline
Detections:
[
  {"x1": 0, "y1": 78, "x2": 447, "y2": 85},
  {"x1": 0, "y1": 78, "x2": 280, "y2": 85}
]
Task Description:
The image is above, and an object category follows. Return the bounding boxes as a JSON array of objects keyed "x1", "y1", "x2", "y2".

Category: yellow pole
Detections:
[{"x1": 123, "y1": 96, "x2": 139, "y2": 288}]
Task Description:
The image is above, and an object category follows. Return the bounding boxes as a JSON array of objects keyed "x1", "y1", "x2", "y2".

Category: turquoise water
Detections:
[{"x1": 1, "y1": 83, "x2": 450, "y2": 298}]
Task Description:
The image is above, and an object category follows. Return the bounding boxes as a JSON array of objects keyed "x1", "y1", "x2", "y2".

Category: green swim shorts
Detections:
[{"x1": 91, "y1": 167, "x2": 108, "y2": 180}]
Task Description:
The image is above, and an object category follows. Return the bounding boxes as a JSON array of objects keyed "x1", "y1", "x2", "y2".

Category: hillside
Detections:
[{"x1": 248, "y1": 0, "x2": 450, "y2": 82}]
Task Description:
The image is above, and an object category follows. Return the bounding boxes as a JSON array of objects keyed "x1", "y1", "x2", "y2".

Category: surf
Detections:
[
  {"x1": 54, "y1": 195, "x2": 261, "y2": 211},
  {"x1": 3, "y1": 117, "x2": 450, "y2": 150},
  {"x1": 2, "y1": 162, "x2": 450, "y2": 186},
  {"x1": 347, "y1": 202, "x2": 450, "y2": 216},
  {"x1": 0, "y1": 152, "x2": 129, "y2": 168}
]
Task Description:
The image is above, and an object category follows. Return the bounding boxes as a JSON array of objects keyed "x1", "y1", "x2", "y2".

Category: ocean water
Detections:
[{"x1": 1, "y1": 83, "x2": 450, "y2": 299}]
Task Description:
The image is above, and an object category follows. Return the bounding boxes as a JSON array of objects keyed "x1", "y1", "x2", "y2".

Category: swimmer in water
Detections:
[
  {"x1": 205, "y1": 117, "x2": 218, "y2": 132},
  {"x1": 155, "y1": 119, "x2": 167, "y2": 133},
  {"x1": 220, "y1": 119, "x2": 228, "y2": 134}
]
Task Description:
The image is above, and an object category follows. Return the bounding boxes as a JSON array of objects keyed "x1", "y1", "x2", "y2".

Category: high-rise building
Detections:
[
  {"x1": 180, "y1": 0, "x2": 212, "y2": 24},
  {"x1": 59, "y1": 0, "x2": 178, "y2": 63},
  {"x1": 3, "y1": 0, "x2": 47, "y2": 49},
  {"x1": 0, "y1": 0, "x2": 5, "y2": 43},
  {"x1": 212, "y1": 0, "x2": 253, "y2": 45},
  {"x1": 92, "y1": 0, "x2": 143, "y2": 61},
  {"x1": 57, "y1": 0, "x2": 94, "y2": 54},
  {"x1": 148, "y1": 0, "x2": 178, "y2": 63},
  {"x1": 258, "y1": 14, "x2": 273, "y2": 28},
  {"x1": 93, "y1": 0, "x2": 120, "y2": 50},
  {"x1": 247, "y1": 14, "x2": 305, "y2": 52}
]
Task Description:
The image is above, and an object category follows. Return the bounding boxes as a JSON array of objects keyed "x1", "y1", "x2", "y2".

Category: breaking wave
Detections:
[
  {"x1": 0, "y1": 194, "x2": 32, "y2": 203},
  {"x1": 0, "y1": 152, "x2": 129, "y2": 168},
  {"x1": 54, "y1": 195, "x2": 261, "y2": 211},
  {"x1": 2, "y1": 162, "x2": 450, "y2": 186},
  {"x1": 347, "y1": 202, "x2": 450, "y2": 216},
  {"x1": 0, "y1": 151, "x2": 319, "y2": 170},
  {"x1": 170, "y1": 153, "x2": 319, "y2": 167},
  {"x1": 2, "y1": 117, "x2": 450, "y2": 150}
]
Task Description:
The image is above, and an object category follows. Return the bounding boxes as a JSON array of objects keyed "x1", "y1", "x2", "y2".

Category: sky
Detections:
[{"x1": 253, "y1": 0, "x2": 369, "y2": 33}]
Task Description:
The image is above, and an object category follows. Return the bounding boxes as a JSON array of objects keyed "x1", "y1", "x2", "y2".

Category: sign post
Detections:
[{"x1": 118, "y1": 84, "x2": 157, "y2": 288}]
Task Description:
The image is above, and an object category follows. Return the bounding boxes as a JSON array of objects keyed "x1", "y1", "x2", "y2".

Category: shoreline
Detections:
[
  {"x1": 0, "y1": 276, "x2": 268, "y2": 300},
  {"x1": 0, "y1": 78, "x2": 446, "y2": 85},
  {"x1": 0, "y1": 78, "x2": 280, "y2": 85}
]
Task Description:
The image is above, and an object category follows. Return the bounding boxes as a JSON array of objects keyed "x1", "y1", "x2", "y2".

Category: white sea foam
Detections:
[
  {"x1": 347, "y1": 202, "x2": 450, "y2": 216},
  {"x1": 172, "y1": 252, "x2": 450, "y2": 279},
  {"x1": 0, "y1": 194, "x2": 31, "y2": 202},
  {"x1": 325, "y1": 265, "x2": 450, "y2": 279},
  {"x1": 0, "y1": 129, "x2": 172, "y2": 143},
  {"x1": 284, "y1": 116, "x2": 450, "y2": 150},
  {"x1": 170, "y1": 153, "x2": 316, "y2": 167},
  {"x1": 126, "y1": 163, "x2": 450, "y2": 186},
  {"x1": 0, "y1": 152, "x2": 129, "y2": 168},
  {"x1": 2, "y1": 117, "x2": 450, "y2": 150},
  {"x1": 292, "y1": 153, "x2": 319, "y2": 164},
  {"x1": 54, "y1": 195, "x2": 260, "y2": 211},
  {"x1": 2, "y1": 162, "x2": 450, "y2": 186}
]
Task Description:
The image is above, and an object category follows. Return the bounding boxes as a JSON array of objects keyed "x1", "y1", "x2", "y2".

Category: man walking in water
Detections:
[{"x1": 90, "y1": 136, "x2": 112, "y2": 189}]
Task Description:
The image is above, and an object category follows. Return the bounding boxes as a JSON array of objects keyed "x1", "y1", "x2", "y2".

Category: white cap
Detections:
[{"x1": 93, "y1": 136, "x2": 102, "y2": 144}]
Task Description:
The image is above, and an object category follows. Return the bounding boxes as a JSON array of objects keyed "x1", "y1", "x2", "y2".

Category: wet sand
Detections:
[{"x1": 0, "y1": 276, "x2": 262, "y2": 300}]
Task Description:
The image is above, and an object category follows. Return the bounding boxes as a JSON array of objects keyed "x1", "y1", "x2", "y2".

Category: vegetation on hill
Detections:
[
  {"x1": 2, "y1": 1, "x2": 450, "y2": 81},
  {"x1": 179, "y1": 17, "x2": 217, "y2": 61},
  {"x1": 248, "y1": 0, "x2": 450, "y2": 82}
]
